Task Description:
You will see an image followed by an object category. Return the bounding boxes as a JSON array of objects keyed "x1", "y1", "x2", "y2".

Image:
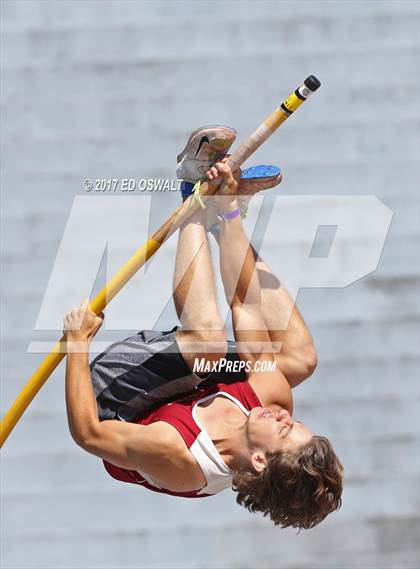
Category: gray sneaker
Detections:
[{"x1": 177, "y1": 125, "x2": 237, "y2": 185}]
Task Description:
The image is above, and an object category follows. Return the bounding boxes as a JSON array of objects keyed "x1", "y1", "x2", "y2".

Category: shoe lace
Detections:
[{"x1": 190, "y1": 178, "x2": 207, "y2": 209}]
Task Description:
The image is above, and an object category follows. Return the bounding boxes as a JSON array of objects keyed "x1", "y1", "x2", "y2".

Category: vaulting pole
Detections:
[{"x1": 0, "y1": 76, "x2": 321, "y2": 447}]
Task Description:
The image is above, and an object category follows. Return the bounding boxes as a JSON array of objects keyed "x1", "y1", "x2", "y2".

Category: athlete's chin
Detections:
[
  {"x1": 249, "y1": 407, "x2": 273, "y2": 422},
  {"x1": 248, "y1": 407, "x2": 262, "y2": 423}
]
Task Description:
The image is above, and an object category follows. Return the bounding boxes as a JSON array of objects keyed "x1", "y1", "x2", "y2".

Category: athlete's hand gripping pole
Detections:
[{"x1": 0, "y1": 76, "x2": 321, "y2": 447}]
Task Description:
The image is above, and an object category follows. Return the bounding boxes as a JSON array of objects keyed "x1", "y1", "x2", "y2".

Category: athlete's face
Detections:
[{"x1": 245, "y1": 407, "x2": 314, "y2": 455}]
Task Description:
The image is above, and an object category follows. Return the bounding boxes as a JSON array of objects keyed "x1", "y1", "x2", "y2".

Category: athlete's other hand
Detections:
[
  {"x1": 206, "y1": 158, "x2": 241, "y2": 211},
  {"x1": 63, "y1": 299, "x2": 104, "y2": 344}
]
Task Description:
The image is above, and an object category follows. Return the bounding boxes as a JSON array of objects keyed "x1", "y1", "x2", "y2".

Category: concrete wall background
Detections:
[{"x1": 1, "y1": 1, "x2": 419, "y2": 568}]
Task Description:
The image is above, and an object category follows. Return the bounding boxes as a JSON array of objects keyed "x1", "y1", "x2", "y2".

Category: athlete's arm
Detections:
[
  {"x1": 63, "y1": 300, "x2": 104, "y2": 444},
  {"x1": 230, "y1": 304, "x2": 293, "y2": 413},
  {"x1": 63, "y1": 301, "x2": 183, "y2": 472},
  {"x1": 212, "y1": 164, "x2": 292, "y2": 411}
]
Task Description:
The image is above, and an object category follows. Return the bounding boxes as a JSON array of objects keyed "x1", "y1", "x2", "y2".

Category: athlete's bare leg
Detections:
[{"x1": 173, "y1": 208, "x2": 227, "y2": 372}]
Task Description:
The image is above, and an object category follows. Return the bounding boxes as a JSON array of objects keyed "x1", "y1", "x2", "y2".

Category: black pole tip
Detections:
[{"x1": 304, "y1": 75, "x2": 321, "y2": 91}]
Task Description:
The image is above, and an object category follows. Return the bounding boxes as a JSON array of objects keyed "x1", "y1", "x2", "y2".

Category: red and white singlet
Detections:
[{"x1": 103, "y1": 380, "x2": 262, "y2": 498}]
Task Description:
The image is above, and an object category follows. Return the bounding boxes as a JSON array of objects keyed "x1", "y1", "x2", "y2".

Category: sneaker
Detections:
[
  {"x1": 239, "y1": 164, "x2": 282, "y2": 194},
  {"x1": 238, "y1": 164, "x2": 282, "y2": 214},
  {"x1": 177, "y1": 125, "x2": 237, "y2": 185}
]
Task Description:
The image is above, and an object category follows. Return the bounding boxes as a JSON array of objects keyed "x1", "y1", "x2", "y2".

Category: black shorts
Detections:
[{"x1": 90, "y1": 327, "x2": 246, "y2": 421}]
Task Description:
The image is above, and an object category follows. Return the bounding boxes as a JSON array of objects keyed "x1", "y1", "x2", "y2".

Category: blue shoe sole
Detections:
[
  {"x1": 241, "y1": 164, "x2": 281, "y2": 179},
  {"x1": 180, "y1": 164, "x2": 281, "y2": 199}
]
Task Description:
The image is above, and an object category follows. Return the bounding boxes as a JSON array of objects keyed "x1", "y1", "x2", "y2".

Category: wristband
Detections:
[{"x1": 218, "y1": 207, "x2": 241, "y2": 222}]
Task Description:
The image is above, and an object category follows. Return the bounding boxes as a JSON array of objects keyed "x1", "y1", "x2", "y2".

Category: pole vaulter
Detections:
[{"x1": 0, "y1": 75, "x2": 321, "y2": 448}]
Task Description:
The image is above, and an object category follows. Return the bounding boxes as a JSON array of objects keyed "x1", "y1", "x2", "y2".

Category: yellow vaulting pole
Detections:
[{"x1": 0, "y1": 75, "x2": 321, "y2": 447}]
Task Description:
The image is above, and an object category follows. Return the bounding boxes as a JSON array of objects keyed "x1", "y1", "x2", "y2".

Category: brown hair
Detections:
[{"x1": 232, "y1": 436, "x2": 344, "y2": 529}]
